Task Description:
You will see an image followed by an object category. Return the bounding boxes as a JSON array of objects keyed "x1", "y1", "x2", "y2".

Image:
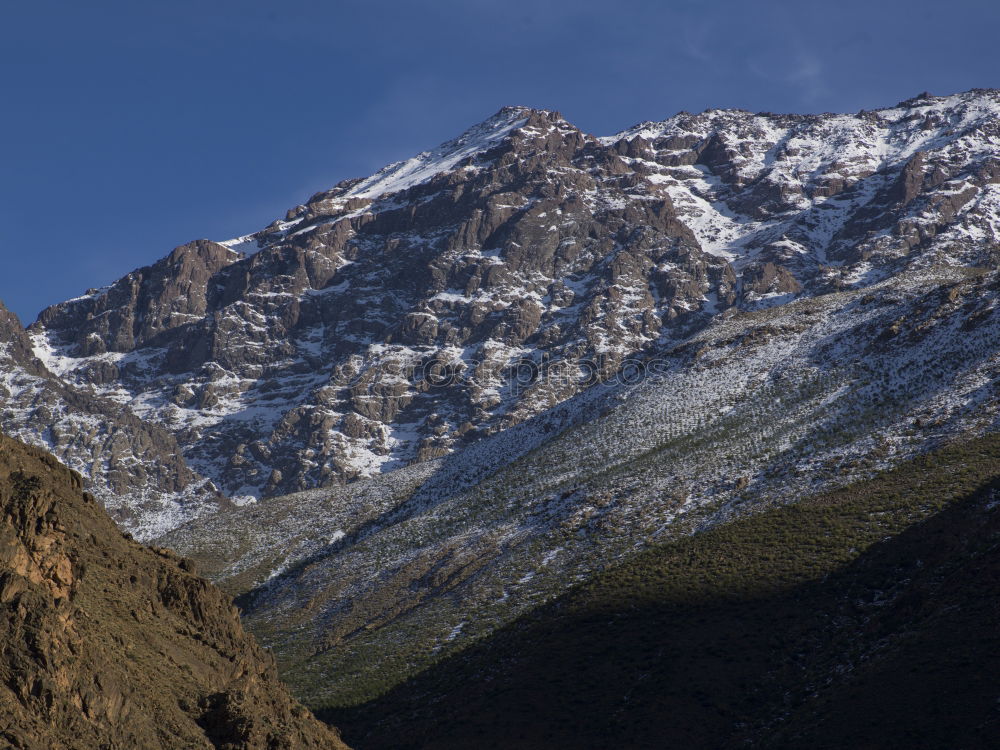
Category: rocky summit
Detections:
[
  {"x1": 18, "y1": 89, "x2": 1000, "y2": 541},
  {"x1": 0, "y1": 432, "x2": 348, "y2": 749}
]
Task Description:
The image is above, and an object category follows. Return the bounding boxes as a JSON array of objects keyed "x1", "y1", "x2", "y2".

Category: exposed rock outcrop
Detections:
[
  {"x1": 0, "y1": 433, "x2": 348, "y2": 749},
  {"x1": 0, "y1": 300, "x2": 222, "y2": 539}
]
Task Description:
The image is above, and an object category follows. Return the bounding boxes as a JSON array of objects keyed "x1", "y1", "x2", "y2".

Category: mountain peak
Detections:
[
  {"x1": 493, "y1": 104, "x2": 535, "y2": 118},
  {"x1": 339, "y1": 106, "x2": 538, "y2": 202},
  {"x1": 318, "y1": 106, "x2": 574, "y2": 205},
  {"x1": 23, "y1": 89, "x2": 1000, "y2": 535}
]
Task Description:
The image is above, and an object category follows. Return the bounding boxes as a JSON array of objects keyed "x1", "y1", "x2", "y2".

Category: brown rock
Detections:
[{"x1": 0, "y1": 433, "x2": 349, "y2": 749}]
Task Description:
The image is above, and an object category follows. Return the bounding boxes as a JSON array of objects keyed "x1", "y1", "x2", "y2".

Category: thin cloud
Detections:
[{"x1": 786, "y1": 51, "x2": 831, "y2": 106}]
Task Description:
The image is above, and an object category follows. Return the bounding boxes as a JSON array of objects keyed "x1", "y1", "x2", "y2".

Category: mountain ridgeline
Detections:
[{"x1": 16, "y1": 89, "x2": 1000, "y2": 537}]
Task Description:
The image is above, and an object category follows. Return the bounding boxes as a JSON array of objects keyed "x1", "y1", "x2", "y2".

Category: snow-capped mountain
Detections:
[
  {"x1": 26, "y1": 90, "x2": 1000, "y2": 541},
  {"x1": 5, "y1": 87, "x2": 1000, "y2": 709}
]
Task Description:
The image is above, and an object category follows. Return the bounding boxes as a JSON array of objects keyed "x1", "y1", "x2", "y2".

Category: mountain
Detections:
[
  {"x1": 0, "y1": 301, "x2": 222, "y2": 539},
  {"x1": 19, "y1": 89, "x2": 1000, "y2": 707},
  {"x1": 324, "y1": 434, "x2": 1000, "y2": 749},
  {"x1": 29, "y1": 91, "x2": 1000, "y2": 529},
  {"x1": 160, "y1": 246, "x2": 1000, "y2": 712},
  {"x1": 0, "y1": 432, "x2": 348, "y2": 749}
]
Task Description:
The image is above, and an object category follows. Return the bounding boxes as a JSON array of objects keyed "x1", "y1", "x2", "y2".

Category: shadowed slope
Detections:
[{"x1": 325, "y1": 435, "x2": 1000, "y2": 749}]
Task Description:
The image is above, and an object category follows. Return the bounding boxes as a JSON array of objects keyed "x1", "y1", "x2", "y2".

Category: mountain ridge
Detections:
[{"x1": 20, "y1": 89, "x2": 1000, "y2": 538}]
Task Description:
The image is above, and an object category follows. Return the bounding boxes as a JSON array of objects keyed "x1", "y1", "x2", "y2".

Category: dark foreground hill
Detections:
[
  {"x1": 325, "y1": 434, "x2": 1000, "y2": 749},
  {"x1": 0, "y1": 433, "x2": 348, "y2": 749}
]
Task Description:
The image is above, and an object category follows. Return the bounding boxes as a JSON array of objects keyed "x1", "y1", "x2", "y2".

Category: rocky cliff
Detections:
[
  {"x1": 0, "y1": 301, "x2": 222, "y2": 539},
  {"x1": 28, "y1": 91, "x2": 1000, "y2": 534},
  {"x1": 0, "y1": 432, "x2": 348, "y2": 749}
]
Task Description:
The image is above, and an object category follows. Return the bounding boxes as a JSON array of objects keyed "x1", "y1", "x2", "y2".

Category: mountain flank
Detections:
[
  {"x1": 4, "y1": 89, "x2": 1000, "y2": 746},
  {"x1": 0, "y1": 433, "x2": 348, "y2": 749},
  {"x1": 324, "y1": 434, "x2": 1000, "y2": 749}
]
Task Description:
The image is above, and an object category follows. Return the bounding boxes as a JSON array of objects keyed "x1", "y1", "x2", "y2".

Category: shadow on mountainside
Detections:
[{"x1": 320, "y1": 436, "x2": 1000, "y2": 750}]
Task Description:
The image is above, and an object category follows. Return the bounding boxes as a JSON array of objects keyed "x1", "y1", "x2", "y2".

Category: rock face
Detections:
[
  {"x1": 0, "y1": 432, "x2": 348, "y2": 749},
  {"x1": 26, "y1": 89, "x2": 1000, "y2": 527},
  {"x1": 0, "y1": 300, "x2": 222, "y2": 540}
]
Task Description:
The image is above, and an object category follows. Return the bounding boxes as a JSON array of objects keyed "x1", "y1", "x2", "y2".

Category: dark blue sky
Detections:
[{"x1": 2, "y1": 0, "x2": 997, "y2": 323}]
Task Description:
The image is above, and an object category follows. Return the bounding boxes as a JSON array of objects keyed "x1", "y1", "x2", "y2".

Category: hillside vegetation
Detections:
[{"x1": 324, "y1": 433, "x2": 1000, "y2": 749}]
